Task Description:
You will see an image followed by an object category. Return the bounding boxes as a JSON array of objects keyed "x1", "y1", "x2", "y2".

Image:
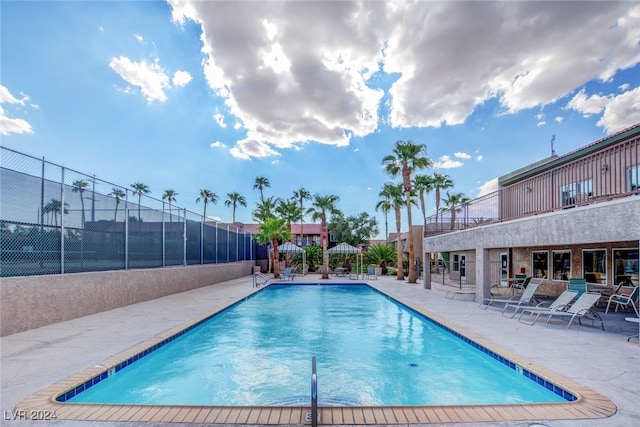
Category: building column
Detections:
[
  {"x1": 423, "y1": 252, "x2": 431, "y2": 289},
  {"x1": 475, "y1": 247, "x2": 492, "y2": 302}
]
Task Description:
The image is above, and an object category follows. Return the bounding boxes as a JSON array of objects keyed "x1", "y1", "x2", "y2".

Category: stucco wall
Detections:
[
  {"x1": 423, "y1": 197, "x2": 640, "y2": 252},
  {"x1": 0, "y1": 261, "x2": 254, "y2": 336}
]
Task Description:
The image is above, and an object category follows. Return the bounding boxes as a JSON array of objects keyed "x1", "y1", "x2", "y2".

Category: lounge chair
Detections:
[
  {"x1": 519, "y1": 292, "x2": 604, "y2": 330},
  {"x1": 480, "y1": 280, "x2": 539, "y2": 315},
  {"x1": 366, "y1": 266, "x2": 378, "y2": 280},
  {"x1": 516, "y1": 290, "x2": 579, "y2": 325},
  {"x1": 281, "y1": 267, "x2": 296, "y2": 281},
  {"x1": 567, "y1": 278, "x2": 587, "y2": 297},
  {"x1": 605, "y1": 286, "x2": 639, "y2": 316}
]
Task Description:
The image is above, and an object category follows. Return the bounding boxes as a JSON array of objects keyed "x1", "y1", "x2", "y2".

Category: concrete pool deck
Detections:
[{"x1": 1, "y1": 274, "x2": 638, "y2": 426}]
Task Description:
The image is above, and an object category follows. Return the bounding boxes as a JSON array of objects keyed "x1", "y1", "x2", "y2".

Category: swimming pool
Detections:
[
  {"x1": 62, "y1": 284, "x2": 569, "y2": 406},
  {"x1": 16, "y1": 280, "x2": 617, "y2": 424}
]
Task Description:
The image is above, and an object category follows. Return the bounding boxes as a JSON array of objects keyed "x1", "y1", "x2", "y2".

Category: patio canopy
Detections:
[
  {"x1": 328, "y1": 242, "x2": 361, "y2": 254},
  {"x1": 277, "y1": 242, "x2": 304, "y2": 253},
  {"x1": 271, "y1": 241, "x2": 306, "y2": 274},
  {"x1": 328, "y1": 242, "x2": 363, "y2": 279}
]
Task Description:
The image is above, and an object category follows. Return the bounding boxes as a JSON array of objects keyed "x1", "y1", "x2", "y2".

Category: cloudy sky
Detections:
[{"x1": 2, "y1": 1, "x2": 640, "y2": 238}]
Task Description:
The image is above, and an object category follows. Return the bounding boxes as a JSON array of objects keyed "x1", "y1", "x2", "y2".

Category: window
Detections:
[
  {"x1": 613, "y1": 248, "x2": 639, "y2": 286},
  {"x1": 583, "y1": 249, "x2": 606, "y2": 284},
  {"x1": 627, "y1": 165, "x2": 639, "y2": 192},
  {"x1": 561, "y1": 179, "x2": 593, "y2": 206},
  {"x1": 532, "y1": 251, "x2": 548, "y2": 279},
  {"x1": 552, "y1": 250, "x2": 571, "y2": 280},
  {"x1": 453, "y1": 254, "x2": 459, "y2": 272}
]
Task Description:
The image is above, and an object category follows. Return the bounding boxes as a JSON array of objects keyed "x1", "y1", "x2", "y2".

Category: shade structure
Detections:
[
  {"x1": 328, "y1": 242, "x2": 363, "y2": 279},
  {"x1": 277, "y1": 241, "x2": 305, "y2": 254},
  {"x1": 271, "y1": 241, "x2": 306, "y2": 275}
]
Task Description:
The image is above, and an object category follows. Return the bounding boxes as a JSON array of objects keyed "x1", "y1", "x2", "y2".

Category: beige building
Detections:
[{"x1": 423, "y1": 124, "x2": 640, "y2": 299}]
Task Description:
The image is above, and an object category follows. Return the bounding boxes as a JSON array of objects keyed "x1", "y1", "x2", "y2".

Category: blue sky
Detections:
[{"x1": 2, "y1": 1, "x2": 640, "y2": 239}]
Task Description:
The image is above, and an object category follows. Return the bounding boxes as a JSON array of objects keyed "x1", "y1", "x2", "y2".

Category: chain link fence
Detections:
[{"x1": 0, "y1": 147, "x2": 253, "y2": 277}]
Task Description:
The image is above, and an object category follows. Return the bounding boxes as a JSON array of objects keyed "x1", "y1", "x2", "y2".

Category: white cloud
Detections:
[
  {"x1": 619, "y1": 83, "x2": 630, "y2": 91},
  {"x1": 477, "y1": 178, "x2": 498, "y2": 197},
  {"x1": 167, "y1": 1, "x2": 640, "y2": 157},
  {"x1": 454, "y1": 152, "x2": 470, "y2": 160},
  {"x1": 596, "y1": 86, "x2": 640, "y2": 133},
  {"x1": 230, "y1": 139, "x2": 280, "y2": 160},
  {"x1": 537, "y1": 121, "x2": 546, "y2": 127},
  {"x1": 172, "y1": 70, "x2": 192, "y2": 87},
  {"x1": 475, "y1": 155, "x2": 483, "y2": 161},
  {"x1": 134, "y1": 34, "x2": 144, "y2": 42},
  {"x1": 0, "y1": 85, "x2": 33, "y2": 136},
  {"x1": 213, "y1": 113, "x2": 226, "y2": 128},
  {"x1": 210, "y1": 141, "x2": 226, "y2": 148},
  {"x1": 432, "y1": 155, "x2": 463, "y2": 169},
  {"x1": 554, "y1": 116, "x2": 564, "y2": 123},
  {"x1": 109, "y1": 56, "x2": 170, "y2": 103},
  {"x1": 565, "y1": 87, "x2": 610, "y2": 116},
  {"x1": 565, "y1": 85, "x2": 640, "y2": 133}
]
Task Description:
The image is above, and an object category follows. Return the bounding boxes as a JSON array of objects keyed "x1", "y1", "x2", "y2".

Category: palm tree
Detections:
[
  {"x1": 432, "y1": 173, "x2": 454, "y2": 230},
  {"x1": 130, "y1": 182, "x2": 150, "y2": 222},
  {"x1": 43, "y1": 198, "x2": 68, "y2": 226},
  {"x1": 72, "y1": 179, "x2": 89, "y2": 228},
  {"x1": 253, "y1": 217, "x2": 292, "y2": 278},
  {"x1": 292, "y1": 187, "x2": 311, "y2": 246},
  {"x1": 196, "y1": 189, "x2": 219, "y2": 221},
  {"x1": 384, "y1": 183, "x2": 406, "y2": 280},
  {"x1": 252, "y1": 196, "x2": 279, "y2": 223},
  {"x1": 108, "y1": 188, "x2": 126, "y2": 222},
  {"x1": 382, "y1": 140, "x2": 431, "y2": 283},
  {"x1": 162, "y1": 189, "x2": 178, "y2": 222},
  {"x1": 276, "y1": 199, "x2": 302, "y2": 234},
  {"x1": 224, "y1": 192, "x2": 246, "y2": 224},
  {"x1": 366, "y1": 243, "x2": 397, "y2": 275},
  {"x1": 375, "y1": 184, "x2": 395, "y2": 243},
  {"x1": 276, "y1": 199, "x2": 302, "y2": 267},
  {"x1": 307, "y1": 194, "x2": 341, "y2": 279},
  {"x1": 253, "y1": 176, "x2": 270, "y2": 203},
  {"x1": 413, "y1": 174, "x2": 435, "y2": 233},
  {"x1": 442, "y1": 191, "x2": 471, "y2": 230}
]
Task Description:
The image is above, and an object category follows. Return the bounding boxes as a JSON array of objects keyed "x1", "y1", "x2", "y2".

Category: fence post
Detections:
[
  {"x1": 60, "y1": 167, "x2": 65, "y2": 274},
  {"x1": 125, "y1": 208, "x2": 129, "y2": 270},
  {"x1": 162, "y1": 202, "x2": 166, "y2": 267},
  {"x1": 182, "y1": 208, "x2": 187, "y2": 267}
]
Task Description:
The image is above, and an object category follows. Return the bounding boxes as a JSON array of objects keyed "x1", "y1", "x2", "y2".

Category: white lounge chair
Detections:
[
  {"x1": 519, "y1": 292, "x2": 604, "y2": 330},
  {"x1": 366, "y1": 266, "x2": 378, "y2": 280},
  {"x1": 515, "y1": 290, "x2": 579, "y2": 324},
  {"x1": 480, "y1": 280, "x2": 539, "y2": 316}
]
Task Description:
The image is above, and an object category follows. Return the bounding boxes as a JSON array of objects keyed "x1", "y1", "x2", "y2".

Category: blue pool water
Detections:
[{"x1": 66, "y1": 284, "x2": 569, "y2": 406}]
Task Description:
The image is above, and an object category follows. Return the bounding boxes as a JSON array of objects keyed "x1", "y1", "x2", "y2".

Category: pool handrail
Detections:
[
  {"x1": 253, "y1": 271, "x2": 270, "y2": 287},
  {"x1": 311, "y1": 356, "x2": 317, "y2": 427}
]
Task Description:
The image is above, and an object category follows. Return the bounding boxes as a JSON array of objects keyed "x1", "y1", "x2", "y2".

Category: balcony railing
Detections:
[{"x1": 424, "y1": 129, "x2": 639, "y2": 238}]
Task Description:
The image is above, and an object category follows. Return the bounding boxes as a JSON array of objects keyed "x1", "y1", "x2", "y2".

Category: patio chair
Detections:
[
  {"x1": 366, "y1": 266, "x2": 378, "y2": 280},
  {"x1": 281, "y1": 267, "x2": 296, "y2": 281},
  {"x1": 510, "y1": 274, "x2": 528, "y2": 293},
  {"x1": 516, "y1": 290, "x2": 579, "y2": 325},
  {"x1": 605, "y1": 286, "x2": 639, "y2": 316},
  {"x1": 519, "y1": 292, "x2": 604, "y2": 330},
  {"x1": 567, "y1": 278, "x2": 587, "y2": 297},
  {"x1": 480, "y1": 280, "x2": 539, "y2": 314}
]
